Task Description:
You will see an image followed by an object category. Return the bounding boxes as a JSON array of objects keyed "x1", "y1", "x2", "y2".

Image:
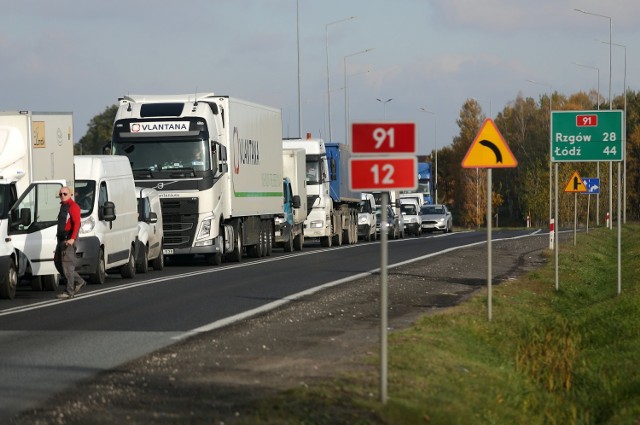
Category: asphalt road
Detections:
[{"x1": 0, "y1": 229, "x2": 542, "y2": 421}]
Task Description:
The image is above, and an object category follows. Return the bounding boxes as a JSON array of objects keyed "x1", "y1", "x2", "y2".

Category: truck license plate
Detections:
[{"x1": 162, "y1": 249, "x2": 174, "y2": 255}]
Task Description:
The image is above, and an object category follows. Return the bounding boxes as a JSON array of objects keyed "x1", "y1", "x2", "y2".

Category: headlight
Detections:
[
  {"x1": 310, "y1": 220, "x2": 324, "y2": 228},
  {"x1": 358, "y1": 215, "x2": 369, "y2": 225},
  {"x1": 80, "y1": 216, "x2": 95, "y2": 234},
  {"x1": 197, "y1": 218, "x2": 212, "y2": 240}
]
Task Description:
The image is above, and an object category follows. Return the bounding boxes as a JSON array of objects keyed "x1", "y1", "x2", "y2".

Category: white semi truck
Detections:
[
  {"x1": 0, "y1": 111, "x2": 74, "y2": 298},
  {"x1": 282, "y1": 138, "x2": 360, "y2": 247},
  {"x1": 110, "y1": 93, "x2": 283, "y2": 265}
]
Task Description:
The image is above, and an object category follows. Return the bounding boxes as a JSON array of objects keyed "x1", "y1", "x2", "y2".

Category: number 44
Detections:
[{"x1": 603, "y1": 146, "x2": 617, "y2": 156}]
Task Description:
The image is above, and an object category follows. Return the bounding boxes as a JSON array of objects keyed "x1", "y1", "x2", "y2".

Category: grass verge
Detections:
[{"x1": 237, "y1": 224, "x2": 640, "y2": 424}]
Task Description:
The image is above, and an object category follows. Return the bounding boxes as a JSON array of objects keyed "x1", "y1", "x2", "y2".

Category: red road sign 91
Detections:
[
  {"x1": 349, "y1": 157, "x2": 417, "y2": 191},
  {"x1": 351, "y1": 122, "x2": 416, "y2": 154},
  {"x1": 576, "y1": 114, "x2": 598, "y2": 127}
]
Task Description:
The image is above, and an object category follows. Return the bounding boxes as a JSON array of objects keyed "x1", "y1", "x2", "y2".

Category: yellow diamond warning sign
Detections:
[
  {"x1": 462, "y1": 118, "x2": 518, "y2": 168},
  {"x1": 564, "y1": 170, "x2": 587, "y2": 193}
]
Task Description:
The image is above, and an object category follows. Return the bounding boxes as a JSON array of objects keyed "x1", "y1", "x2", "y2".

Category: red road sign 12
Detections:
[
  {"x1": 351, "y1": 122, "x2": 416, "y2": 154},
  {"x1": 349, "y1": 157, "x2": 417, "y2": 191}
]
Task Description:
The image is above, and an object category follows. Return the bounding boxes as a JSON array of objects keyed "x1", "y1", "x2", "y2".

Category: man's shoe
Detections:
[
  {"x1": 56, "y1": 292, "x2": 73, "y2": 300},
  {"x1": 74, "y1": 281, "x2": 86, "y2": 295}
]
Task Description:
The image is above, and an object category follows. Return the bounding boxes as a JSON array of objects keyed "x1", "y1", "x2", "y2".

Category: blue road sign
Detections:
[{"x1": 582, "y1": 178, "x2": 600, "y2": 194}]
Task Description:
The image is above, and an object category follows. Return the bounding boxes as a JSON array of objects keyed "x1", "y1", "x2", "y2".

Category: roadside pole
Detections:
[
  {"x1": 461, "y1": 118, "x2": 517, "y2": 321},
  {"x1": 380, "y1": 192, "x2": 388, "y2": 403}
]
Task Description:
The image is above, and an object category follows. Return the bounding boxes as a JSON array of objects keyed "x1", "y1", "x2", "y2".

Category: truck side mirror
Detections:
[
  {"x1": 292, "y1": 195, "x2": 301, "y2": 209},
  {"x1": 102, "y1": 141, "x2": 112, "y2": 154},
  {"x1": 102, "y1": 201, "x2": 116, "y2": 222},
  {"x1": 395, "y1": 200, "x2": 402, "y2": 208},
  {"x1": 149, "y1": 211, "x2": 158, "y2": 224}
]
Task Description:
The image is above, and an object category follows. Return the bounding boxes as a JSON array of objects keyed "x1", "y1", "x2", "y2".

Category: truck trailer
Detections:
[
  {"x1": 110, "y1": 93, "x2": 283, "y2": 265},
  {"x1": 282, "y1": 138, "x2": 360, "y2": 247},
  {"x1": 0, "y1": 111, "x2": 74, "y2": 298}
]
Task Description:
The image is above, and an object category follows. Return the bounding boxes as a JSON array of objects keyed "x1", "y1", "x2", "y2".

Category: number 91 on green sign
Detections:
[{"x1": 349, "y1": 157, "x2": 417, "y2": 191}]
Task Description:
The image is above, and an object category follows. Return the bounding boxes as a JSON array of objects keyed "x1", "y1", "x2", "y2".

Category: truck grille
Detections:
[{"x1": 160, "y1": 198, "x2": 199, "y2": 249}]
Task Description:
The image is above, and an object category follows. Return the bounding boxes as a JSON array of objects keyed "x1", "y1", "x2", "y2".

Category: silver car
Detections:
[{"x1": 420, "y1": 204, "x2": 453, "y2": 233}]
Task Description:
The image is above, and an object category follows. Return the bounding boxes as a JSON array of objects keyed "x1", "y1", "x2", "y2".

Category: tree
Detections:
[{"x1": 76, "y1": 105, "x2": 118, "y2": 154}]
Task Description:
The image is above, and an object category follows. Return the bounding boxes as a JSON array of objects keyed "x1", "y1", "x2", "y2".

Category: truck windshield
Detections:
[
  {"x1": 112, "y1": 140, "x2": 211, "y2": 174},
  {"x1": 305, "y1": 155, "x2": 325, "y2": 185}
]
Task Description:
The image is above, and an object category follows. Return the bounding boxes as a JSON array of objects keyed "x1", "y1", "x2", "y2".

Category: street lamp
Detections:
[
  {"x1": 346, "y1": 70, "x2": 370, "y2": 142},
  {"x1": 419, "y1": 108, "x2": 437, "y2": 204},
  {"x1": 571, "y1": 61, "x2": 602, "y2": 225},
  {"x1": 576, "y1": 9, "x2": 614, "y2": 228},
  {"x1": 376, "y1": 98, "x2": 392, "y2": 120},
  {"x1": 575, "y1": 9, "x2": 612, "y2": 109},
  {"x1": 326, "y1": 16, "x2": 355, "y2": 142},
  {"x1": 526, "y1": 79, "x2": 553, "y2": 247},
  {"x1": 598, "y1": 38, "x2": 627, "y2": 223},
  {"x1": 344, "y1": 48, "x2": 373, "y2": 143}
]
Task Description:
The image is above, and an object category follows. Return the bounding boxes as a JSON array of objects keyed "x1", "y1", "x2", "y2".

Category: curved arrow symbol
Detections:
[{"x1": 479, "y1": 139, "x2": 502, "y2": 163}]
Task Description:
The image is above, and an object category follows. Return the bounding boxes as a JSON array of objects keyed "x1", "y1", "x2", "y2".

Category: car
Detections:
[
  {"x1": 357, "y1": 193, "x2": 377, "y2": 241},
  {"x1": 375, "y1": 205, "x2": 403, "y2": 239},
  {"x1": 420, "y1": 204, "x2": 453, "y2": 233},
  {"x1": 135, "y1": 187, "x2": 164, "y2": 272},
  {"x1": 400, "y1": 199, "x2": 421, "y2": 236}
]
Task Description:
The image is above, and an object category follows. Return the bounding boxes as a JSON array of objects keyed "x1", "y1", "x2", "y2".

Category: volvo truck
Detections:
[{"x1": 110, "y1": 93, "x2": 283, "y2": 265}]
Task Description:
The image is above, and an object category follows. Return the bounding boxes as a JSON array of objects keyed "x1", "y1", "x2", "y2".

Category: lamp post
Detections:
[
  {"x1": 599, "y1": 39, "x2": 627, "y2": 223},
  {"x1": 419, "y1": 108, "x2": 437, "y2": 204},
  {"x1": 296, "y1": 0, "x2": 301, "y2": 137},
  {"x1": 572, "y1": 61, "x2": 602, "y2": 226},
  {"x1": 344, "y1": 48, "x2": 372, "y2": 143},
  {"x1": 346, "y1": 70, "x2": 370, "y2": 142},
  {"x1": 376, "y1": 98, "x2": 392, "y2": 120},
  {"x1": 526, "y1": 79, "x2": 553, "y2": 248},
  {"x1": 326, "y1": 16, "x2": 355, "y2": 143},
  {"x1": 575, "y1": 8, "x2": 613, "y2": 228}
]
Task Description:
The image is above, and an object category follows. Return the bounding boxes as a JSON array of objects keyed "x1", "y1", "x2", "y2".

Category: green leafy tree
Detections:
[{"x1": 76, "y1": 105, "x2": 118, "y2": 154}]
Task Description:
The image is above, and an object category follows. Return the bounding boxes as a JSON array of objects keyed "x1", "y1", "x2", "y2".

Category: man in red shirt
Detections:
[{"x1": 55, "y1": 186, "x2": 87, "y2": 299}]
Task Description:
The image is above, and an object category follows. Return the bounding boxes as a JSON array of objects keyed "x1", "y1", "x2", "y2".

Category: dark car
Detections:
[{"x1": 376, "y1": 205, "x2": 404, "y2": 239}]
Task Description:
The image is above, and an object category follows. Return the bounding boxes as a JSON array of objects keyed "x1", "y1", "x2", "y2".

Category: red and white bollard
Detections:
[
  {"x1": 549, "y1": 218, "x2": 554, "y2": 250},
  {"x1": 605, "y1": 211, "x2": 610, "y2": 228},
  {"x1": 526, "y1": 215, "x2": 531, "y2": 228}
]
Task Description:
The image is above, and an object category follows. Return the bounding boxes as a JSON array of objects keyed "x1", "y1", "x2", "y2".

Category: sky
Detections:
[{"x1": 1, "y1": 0, "x2": 639, "y2": 156}]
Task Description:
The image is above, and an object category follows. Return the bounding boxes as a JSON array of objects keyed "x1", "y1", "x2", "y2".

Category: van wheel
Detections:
[
  {"x1": 136, "y1": 244, "x2": 149, "y2": 274},
  {"x1": 151, "y1": 242, "x2": 164, "y2": 270},
  {"x1": 89, "y1": 248, "x2": 106, "y2": 284},
  {"x1": 120, "y1": 247, "x2": 136, "y2": 278},
  {"x1": 42, "y1": 274, "x2": 59, "y2": 291},
  {"x1": 283, "y1": 229, "x2": 294, "y2": 252},
  {"x1": 0, "y1": 258, "x2": 17, "y2": 299}
]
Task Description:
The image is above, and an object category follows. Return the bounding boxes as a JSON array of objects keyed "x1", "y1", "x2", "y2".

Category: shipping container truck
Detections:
[
  {"x1": 0, "y1": 111, "x2": 74, "y2": 298},
  {"x1": 282, "y1": 138, "x2": 359, "y2": 247},
  {"x1": 275, "y1": 148, "x2": 307, "y2": 251},
  {"x1": 110, "y1": 93, "x2": 283, "y2": 265}
]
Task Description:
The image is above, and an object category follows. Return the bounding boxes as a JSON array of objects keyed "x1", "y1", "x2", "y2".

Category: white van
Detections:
[
  {"x1": 357, "y1": 193, "x2": 377, "y2": 241},
  {"x1": 74, "y1": 155, "x2": 139, "y2": 284},
  {"x1": 135, "y1": 187, "x2": 164, "y2": 273}
]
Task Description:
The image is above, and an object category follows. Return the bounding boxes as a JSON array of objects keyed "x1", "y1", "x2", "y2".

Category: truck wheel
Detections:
[
  {"x1": 136, "y1": 244, "x2": 149, "y2": 274},
  {"x1": 293, "y1": 232, "x2": 304, "y2": 251},
  {"x1": 332, "y1": 229, "x2": 342, "y2": 246},
  {"x1": 283, "y1": 229, "x2": 294, "y2": 252},
  {"x1": 89, "y1": 248, "x2": 106, "y2": 285},
  {"x1": 227, "y1": 226, "x2": 243, "y2": 262},
  {"x1": 120, "y1": 247, "x2": 136, "y2": 279},
  {"x1": 206, "y1": 252, "x2": 222, "y2": 266},
  {"x1": 266, "y1": 221, "x2": 273, "y2": 256},
  {"x1": 151, "y1": 241, "x2": 164, "y2": 270},
  {"x1": 320, "y1": 236, "x2": 332, "y2": 247},
  {"x1": 0, "y1": 258, "x2": 18, "y2": 299},
  {"x1": 42, "y1": 274, "x2": 59, "y2": 291}
]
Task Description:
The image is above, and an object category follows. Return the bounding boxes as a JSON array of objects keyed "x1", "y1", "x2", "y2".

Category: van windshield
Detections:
[{"x1": 74, "y1": 180, "x2": 96, "y2": 218}]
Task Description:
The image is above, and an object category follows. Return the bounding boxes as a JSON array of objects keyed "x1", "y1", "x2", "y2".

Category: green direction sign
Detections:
[{"x1": 551, "y1": 110, "x2": 623, "y2": 162}]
